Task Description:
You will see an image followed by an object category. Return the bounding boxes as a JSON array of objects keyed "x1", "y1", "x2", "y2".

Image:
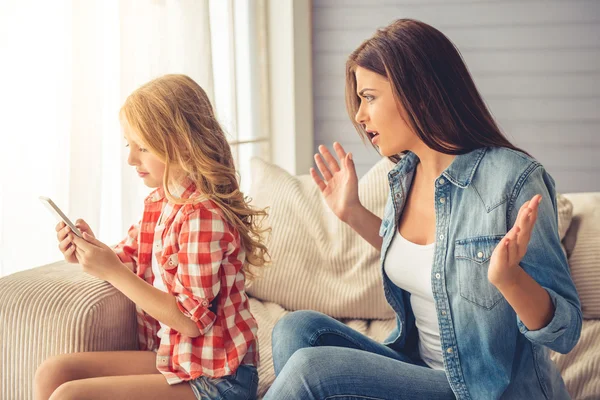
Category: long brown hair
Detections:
[
  {"x1": 121, "y1": 74, "x2": 269, "y2": 279},
  {"x1": 346, "y1": 19, "x2": 528, "y2": 162}
]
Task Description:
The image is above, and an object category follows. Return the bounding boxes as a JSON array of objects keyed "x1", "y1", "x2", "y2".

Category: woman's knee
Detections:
[
  {"x1": 271, "y1": 311, "x2": 334, "y2": 375},
  {"x1": 272, "y1": 310, "x2": 333, "y2": 347}
]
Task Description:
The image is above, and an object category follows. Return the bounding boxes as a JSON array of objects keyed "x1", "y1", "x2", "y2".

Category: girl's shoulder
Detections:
[{"x1": 174, "y1": 196, "x2": 235, "y2": 232}]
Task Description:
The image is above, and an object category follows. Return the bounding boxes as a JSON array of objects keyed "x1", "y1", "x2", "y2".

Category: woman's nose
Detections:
[{"x1": 355, "y1": 104, "x2": 367, "y2": 124}]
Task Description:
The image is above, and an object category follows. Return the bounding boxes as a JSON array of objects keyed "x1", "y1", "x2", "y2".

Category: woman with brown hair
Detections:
[{"x1": 264, "y1": 19, "x2": 580, "y2": 400}]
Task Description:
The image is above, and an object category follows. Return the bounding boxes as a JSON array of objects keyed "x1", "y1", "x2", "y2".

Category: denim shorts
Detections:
[{"x1": 188, "y1": 364, "x2": 258, "y2": 400}]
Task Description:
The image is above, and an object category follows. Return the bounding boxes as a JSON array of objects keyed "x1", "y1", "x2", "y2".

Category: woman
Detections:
[{"x1": 264, "y1": 19, "x2": 580, "y2": 400}]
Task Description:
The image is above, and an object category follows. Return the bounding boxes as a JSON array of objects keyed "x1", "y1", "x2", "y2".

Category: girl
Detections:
[
  {"x1": 264, "y1": 19, "x2": 581, "y2": 400},
  {"x1": 34, "y1": 74, "x2": 267, "y2": 400}
]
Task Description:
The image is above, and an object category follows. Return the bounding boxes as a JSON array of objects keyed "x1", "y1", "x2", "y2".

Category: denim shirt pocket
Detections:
[{"x1": 455, "y1": 235, "x2": 504, "y2": 310}]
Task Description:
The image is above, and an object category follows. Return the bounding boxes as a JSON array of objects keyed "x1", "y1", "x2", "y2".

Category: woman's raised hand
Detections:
[{"x1": 310, "y1": 142, "x2": 360, "y2": 222}]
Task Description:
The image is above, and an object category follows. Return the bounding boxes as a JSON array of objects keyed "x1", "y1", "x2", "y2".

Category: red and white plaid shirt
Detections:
[{"x1": 113, "y1": 178, "x2": 259, "y2": 384}]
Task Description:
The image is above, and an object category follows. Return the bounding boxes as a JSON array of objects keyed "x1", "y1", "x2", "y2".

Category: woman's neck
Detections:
[{"x1": 411, "y1": 144, "x2": 456, "y2": 183}]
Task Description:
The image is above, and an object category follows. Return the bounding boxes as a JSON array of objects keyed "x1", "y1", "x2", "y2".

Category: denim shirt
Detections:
[{"x1": 379, "y1": 147, "x2": 582, "y2": 400}]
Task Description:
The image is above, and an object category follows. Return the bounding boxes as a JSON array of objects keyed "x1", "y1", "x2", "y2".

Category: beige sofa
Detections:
[{"x1": 1, "y1": 158, "x2": 599, "y2": 399}]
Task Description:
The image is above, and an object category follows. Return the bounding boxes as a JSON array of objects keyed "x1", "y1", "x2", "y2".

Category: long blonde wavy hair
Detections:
[{"x1": 120, "y1": 74, "x2": 270, "y2": 279}]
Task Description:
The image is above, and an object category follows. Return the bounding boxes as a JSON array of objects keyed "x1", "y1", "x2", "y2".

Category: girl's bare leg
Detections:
[
  {"x1": 48, "y1": 374, "x2": 197, "y2": 400},
  {"x1": 33, "y1": 351, "x2": 189, "y2": 400}
]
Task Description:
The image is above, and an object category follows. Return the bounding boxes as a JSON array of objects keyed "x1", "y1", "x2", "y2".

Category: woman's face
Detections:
[{"x1": 354, "y1": 67, "x2": 419, "y2": 157}]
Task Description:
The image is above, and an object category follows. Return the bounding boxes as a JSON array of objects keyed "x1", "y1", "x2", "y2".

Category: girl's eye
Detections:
[
  {"x1": 124, "y1": 144, "x2": 129, "y2": 148},
  {"x1": 139, "y1": 148, "x2": 148, "y2": 153}
]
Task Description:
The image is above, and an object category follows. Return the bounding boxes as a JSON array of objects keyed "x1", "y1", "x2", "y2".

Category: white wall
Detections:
[{"x1": 312, "y1": 0, "x2": 600, "y2": 193}]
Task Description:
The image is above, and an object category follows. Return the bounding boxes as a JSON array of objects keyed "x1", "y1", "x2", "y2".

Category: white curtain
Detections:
[{"x1": 0, "y1": 0, "x2": 269, "y2": 277}]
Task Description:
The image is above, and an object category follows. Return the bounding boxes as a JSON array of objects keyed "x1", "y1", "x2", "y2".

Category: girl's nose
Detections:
[{"x1": 127, "y1": 151, "x2": 138, "y2": 166}]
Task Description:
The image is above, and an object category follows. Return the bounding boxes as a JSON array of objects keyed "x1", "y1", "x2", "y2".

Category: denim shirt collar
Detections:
[{"x1": 389, "y1": 147, "x2": 488, "y2": 188}]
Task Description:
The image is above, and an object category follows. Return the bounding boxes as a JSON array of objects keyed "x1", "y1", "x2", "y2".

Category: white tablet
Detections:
[{"x1": 39, "y1": 196, "x2": 83, "y2": 238}]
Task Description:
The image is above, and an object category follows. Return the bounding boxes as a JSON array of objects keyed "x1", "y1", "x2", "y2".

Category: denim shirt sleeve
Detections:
[{"x1": 508, "y1": 164, "x2": 582, "y2": 354}]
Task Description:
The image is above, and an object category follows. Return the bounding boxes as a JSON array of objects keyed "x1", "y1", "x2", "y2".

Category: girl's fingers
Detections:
[
  {"x1": 75, "y1": 246, "x2": 84, "y2": 261},
  {"x1": 314, "y1": 154, "x2": 333, "y2": 181},
  {"x1": 57, "y1": 225, "x2": 71, "y2": 241},
  {"x1": 319, "y1": 145, "x2": 341, "y2": 174},
  {"x1": 65, "y1": 244, "x2": 76, "y2": 255},
  {"x1": 58, "y1": 236, "x2": 72, "y2": 252},
  {"x1": 75, "y1": 219, "x2": 93, "y2": 236},
  {"x1": 55, "y1": 221, "x2": 65, "y2": 232}
]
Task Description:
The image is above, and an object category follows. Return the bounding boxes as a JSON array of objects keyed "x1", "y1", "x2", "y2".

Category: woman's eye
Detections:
[{"x1": 365, "y1": 95, "x2": 375, "y2": 102}]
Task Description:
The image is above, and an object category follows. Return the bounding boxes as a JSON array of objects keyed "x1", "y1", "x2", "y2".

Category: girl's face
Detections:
[
  {"x1": 122, "y1": 119, "x2": 165, "y2": 188},
  {"x1": 354, "y1": 67, "x2": 419, "y2": 157}
]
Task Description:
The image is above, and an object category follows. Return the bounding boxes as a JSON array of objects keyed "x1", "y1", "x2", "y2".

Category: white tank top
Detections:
[{"x1": 383, "y1": 229, "x2": 444, "y2": 370}]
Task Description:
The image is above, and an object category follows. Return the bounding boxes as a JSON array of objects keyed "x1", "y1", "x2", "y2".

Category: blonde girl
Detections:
[{"x1": 34, "y1": 74, "x2": 268, "y2": 400}]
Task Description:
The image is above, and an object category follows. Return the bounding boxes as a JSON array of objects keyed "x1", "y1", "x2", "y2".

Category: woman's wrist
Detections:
[{"x1": 341, "y1": 203, "x2": 366, "y2": 226}]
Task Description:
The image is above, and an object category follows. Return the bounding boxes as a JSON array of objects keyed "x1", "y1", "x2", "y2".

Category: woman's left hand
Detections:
[
  {"x1": 488, "y1": 194, "x2": 542, "y2": 289},
  {"x1": 71, "y1": 233, "x2": 125, "y2": 282}
]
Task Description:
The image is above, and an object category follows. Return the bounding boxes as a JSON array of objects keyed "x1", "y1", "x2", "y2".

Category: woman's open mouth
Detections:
[{"x1": 370, "y1": 132, "x2": 379, "y2": 144}]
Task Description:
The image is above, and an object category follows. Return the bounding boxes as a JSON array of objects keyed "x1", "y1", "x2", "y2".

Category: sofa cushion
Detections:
[
  {"x1": 556, "y1": 194, "x2": 573, "y2": 241},
  {"x1": 247, "y1": 156, "x2": 396, "y2": 319},
  {"x1": 550, "y1": 319, "x2": 600, "y2": 399},
  {"x1": 562, "y1": 193, "x2": 600, "y2": 319}
]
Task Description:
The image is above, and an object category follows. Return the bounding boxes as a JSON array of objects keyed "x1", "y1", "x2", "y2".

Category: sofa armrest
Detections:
[{"x1": 0, "y1": 261, "x2": 138, "y2": 400}]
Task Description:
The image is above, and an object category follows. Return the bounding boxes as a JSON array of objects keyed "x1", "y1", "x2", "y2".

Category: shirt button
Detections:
[
  {"x1": 441, "y1": 310, "x2": 447, "y2": 315},
  {"x1": 435, "y1": 273, "x2": 441, "y2": 279},
  {"x1": 439, "y1": 197, "x2": 446, "y2": 204},
  {"x1": 447, "y1": 348, "x2": 453, "y2": 354},
  {"x1": 439, "y1": 234, "x2": 444, "y2": 240},
  {"x1": 477, "y1": 251, "x2": 484, "y2": 258},
  {"x1": 395, "y1": 193, "x2": 400, "y2": 199},
  {"x1": 439, "y1": 178, "x2": 445, "y2": 185}
]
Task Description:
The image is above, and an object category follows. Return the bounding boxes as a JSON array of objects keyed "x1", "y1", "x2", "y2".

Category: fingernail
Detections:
[{"x1": 349, "y1": 153, "x2": 353, "y2": 160}]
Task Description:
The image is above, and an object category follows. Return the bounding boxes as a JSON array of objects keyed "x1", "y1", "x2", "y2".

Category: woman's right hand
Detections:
[
  {"x1": 56, "y1": 219, "x2": 96, "y2": 264},
  {"x1": 311, "y1": 142, "x2": 361, "y2": 222}
]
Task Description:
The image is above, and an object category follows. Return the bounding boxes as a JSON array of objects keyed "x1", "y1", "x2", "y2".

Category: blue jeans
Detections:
[
  {"x1": 263, "y1": 311, "x2": 455, "y2": 400},
  {"x1": 188, "y1": 364, "x2": 258, "y2": 400}
]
